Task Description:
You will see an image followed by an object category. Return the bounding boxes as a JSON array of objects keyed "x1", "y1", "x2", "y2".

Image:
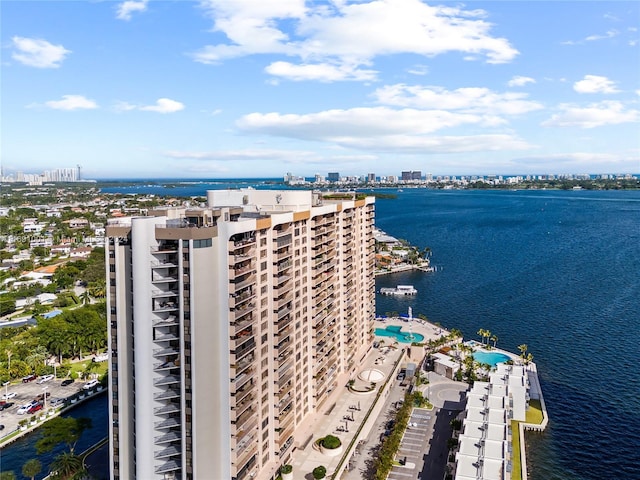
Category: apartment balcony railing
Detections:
[
  {"x1": 229, "y1": 288, "x2": 255, "y2": 308},
  {"x1": 153, "y1": 345, "x2": 179, "y2": 358},
  {"x1": 230, "y1": 274, "x2": 256, "y2": 293},
  {"x1": 155, "y1": 445, "x2": 181, "y2": 460},
  {"x1": 154, "y1": 430, "x2": 181, "y2": 444},
  {"x1": 155, "y1": 459, "x2": 181, "y2": 475},
  {"x1": 154, "y1": 388, "x2": 180, "y2": 401},
  {"x1": 234, "y1": 338, "x2": 256, "y2": 361},
  {"x1": 153, "y1": 315, "x2": 179, "y2": 327},
  {"x1": 154, "y1": 402, "x2": 181, "y2": 416},
  {"x1": 154, "y1": 375, "x2": 181, "y2": 387},
  {"x1": 155, "y1": 416, "x2": 181, "y2": 430}
]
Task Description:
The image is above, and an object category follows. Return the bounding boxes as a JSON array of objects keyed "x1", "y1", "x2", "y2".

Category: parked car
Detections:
[
  {"x1": 21, "y1": 374, "x2": 37, "y2": 383},
  {"x1": 83, "y1": 379, "x2": 99, "y2": 390},
  {"x1": 34, "y1": 392, "x2": 51, "y2": 402},
  {"x1": 50, "y1": 398, "x2": 65, "y2": 407},
  {"x1": 61, "y1": 378, "x2": 75, "y2": 387},
  {"x1": 0, "y1": 424, "x2": 4, "y2": 431},
  {"x1": 93, "y1": 353, "x2": 108, "y2": 362},
  {"x1": 36, "y1": 374, "x2": 55, "y2": 384},
  {"x1": 27, "y1": 402, "x2": 43, "y2": 414},
  {"x1": 1, "y1": 392, "x2": 17, "y2": 400},
  {"x1": 0, "y1": 402, "x2": 14, "y2": 411},
  {"x1": 17, "y1": 402, "x2": 37, "y2": 415}
]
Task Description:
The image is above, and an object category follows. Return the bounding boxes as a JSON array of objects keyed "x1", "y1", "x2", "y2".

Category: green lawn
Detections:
[
  {"x1": 62, "y1": 360, "x2": 108, "y2": 380},
  {"x1": 511, "y1": 420, "x2": 522, "y2": 480},
  {"x1": 525, "y1": 399, "x2": 543, "y2": 424}
]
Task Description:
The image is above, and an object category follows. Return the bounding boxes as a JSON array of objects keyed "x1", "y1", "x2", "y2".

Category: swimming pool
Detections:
[
  {"x1": 472, "y1": 351, "x2": 511, "y2": 367},
  {"x1": 375, "y1": 325, "x2": 425, "y2": 343}
]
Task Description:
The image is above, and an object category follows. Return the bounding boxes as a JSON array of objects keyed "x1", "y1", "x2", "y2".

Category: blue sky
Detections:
[{"x1": 2, "y1": 0, "x2": 639, "y2": 179}]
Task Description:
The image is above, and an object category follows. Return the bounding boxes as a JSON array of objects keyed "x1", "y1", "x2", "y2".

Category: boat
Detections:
[{"x1": 379, "y1": 285, "x2": 417, "y2": 295}]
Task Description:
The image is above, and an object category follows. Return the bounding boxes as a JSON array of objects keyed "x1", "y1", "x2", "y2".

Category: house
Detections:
[
  {"x1": 70, "y1": 246, "x2": 92, "y2": 258},
  {"x1": 67, "y1": 218, "x2": 89, "y2": 229},
  {"x1": 23, "y1": 218, "x2": 44, "y2": 233},
  {"x1": 51, "y1": 245, "x2": 72, "y2": 256},
  {"x1": 432, "y1": 352, "x2": 460, "y2": 379}
]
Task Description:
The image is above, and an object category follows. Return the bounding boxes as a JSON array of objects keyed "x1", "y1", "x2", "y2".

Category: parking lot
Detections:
[{"x1": 0, "y1": 375, "x2": 98, "y2": 436}]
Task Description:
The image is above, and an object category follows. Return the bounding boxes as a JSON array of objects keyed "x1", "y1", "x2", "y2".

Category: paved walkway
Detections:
[{"x1": 271, "y1": 319, "x2": 461, "y2": 480}]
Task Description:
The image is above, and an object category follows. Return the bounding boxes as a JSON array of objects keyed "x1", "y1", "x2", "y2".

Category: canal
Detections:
[{"x1": 0, "y1": 393, "x2": 108, "y2": 479}]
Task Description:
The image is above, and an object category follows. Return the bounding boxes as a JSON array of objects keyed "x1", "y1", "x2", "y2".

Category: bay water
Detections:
[{"x1": 4, "y1": 185, "x2": 638, "y2": 479}]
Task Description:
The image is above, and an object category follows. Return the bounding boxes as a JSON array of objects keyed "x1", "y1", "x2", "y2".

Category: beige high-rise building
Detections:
[{"x1": 106, "y1": 190, "x2": 375, "y2": 480}]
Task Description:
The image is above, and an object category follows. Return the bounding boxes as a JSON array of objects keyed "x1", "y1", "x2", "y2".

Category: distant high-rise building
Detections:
[
  {"x1": 106, "y1": 189, "x2": 375, "y2": 480},
  {"x1": 367, "y1": 173, "x2": 376, "y2": 183},
  {"x1": 327, "y1": 172, "x2": 340, "y2": 182},
  {"x1": 401, "y1": 171, "x2": 421, "y2": 181}
]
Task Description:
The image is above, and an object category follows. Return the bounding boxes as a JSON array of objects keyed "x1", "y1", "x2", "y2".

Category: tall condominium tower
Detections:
[{"x1": 106, "y1": 190, "x2": 375, "y2": 480}]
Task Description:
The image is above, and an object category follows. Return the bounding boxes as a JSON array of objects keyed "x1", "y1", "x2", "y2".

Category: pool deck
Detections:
[{"x1": 374, "y1": 317, "x2": 449, "y2": 363}]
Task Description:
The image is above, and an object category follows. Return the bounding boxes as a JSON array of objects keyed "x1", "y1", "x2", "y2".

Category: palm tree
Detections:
[
  {"x1": 490, "y1": 335, "x2": 498, "y2": 348},
  {"x1": 48, "y1": 452, "x2": 85, "y2": 480},
  {"x1": 5, "y1": 349, "x2": 12, "y2": 381},
  {"x1": 477, "y1": 328, "x2": 486, "y2": 344},
  {"x1": 22, "y1": 458, "x2": 42, "y2": 480},
  {"x1": 517, "y1": 344, "x2": 528, "y2": 359},
  {"x1": 80, "y1": 290, "x2": 91, "y2": 305}
]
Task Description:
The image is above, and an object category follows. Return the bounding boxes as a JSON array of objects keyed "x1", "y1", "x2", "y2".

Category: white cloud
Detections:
[
  {"x1": 11, "y1": 36, "x2": 70, "y2": 68},
  {"x1": 585, "y1": 29, "x2": 619, "y2": 41},
  {"x1": 372, "y1": 84, "x2": 543, "y2": 115},
  {"x1": 238, "y1": 107, "x2": 505, "y2": 138},
  {"x1": 140, "y1": 98, "x2": 185, "y2": 113},
  {"x1": 193, "y1": 0, "x2": 518, "y2": 81},
  {"x1": 43, "y1": 95, "x2": 98, "y2": 111},
  {"x1": 507, "y1": 76, "x2": 535, "y2": 87},
  {"x1": 542, "y1": 101, "x2": 638, "y2": 128},
  {"x1": 116, "y1": 0, "x2": 149, "y2": 21},
  {"x1": 265, "y1": 61, "x2": 377, "y2": 82},
  {"x1": 562, "y1": 29, "x2": 619, "y2": 45},
  {"x1": 407, "y1": 64, "x2": 429, "y2": 76},
  {"x1": 236, "y1": 107, "x2": 534, "y2": 153},
  {"x1": 573, "y1": 75, "x2": 620, "y2": 94}
]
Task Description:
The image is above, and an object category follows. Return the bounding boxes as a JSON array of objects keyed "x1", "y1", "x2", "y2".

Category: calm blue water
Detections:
[
  {"x1": 4, "y1": 185, "x2": 638, "y2": 479},
  {"x1": 0, "y1": 393, "x2": 108, "y2": 479},
  {"x1": 472, "y1": 351, "x2": 511, "y2": 367},
  {"x1": 374, "y1": 189, "x2": 640, "y2": 480},
  {"x1": 375, "y1": 325, "x2": 425, "y2": 343}
]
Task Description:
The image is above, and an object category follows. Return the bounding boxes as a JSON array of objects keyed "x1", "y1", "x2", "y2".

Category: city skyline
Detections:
[{"x1": 2, "y1": 1, "x2": 639, "y2": 178}]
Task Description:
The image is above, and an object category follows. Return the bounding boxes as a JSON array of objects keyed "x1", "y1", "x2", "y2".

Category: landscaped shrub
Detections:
[
  {"x1": 280, "y1": 464, "x2": 292, "y2": 474},
  {"x1": 312, "y1": 465, "x2": 326, "y2": 479},
  {"x1": 321, "y1": 435, "x2": 341, "y2": 449}
]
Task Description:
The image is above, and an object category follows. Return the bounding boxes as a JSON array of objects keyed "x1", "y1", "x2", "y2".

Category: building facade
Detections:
[{"x1": 106, "y1": 190, "x2": 375, "y2": 480}]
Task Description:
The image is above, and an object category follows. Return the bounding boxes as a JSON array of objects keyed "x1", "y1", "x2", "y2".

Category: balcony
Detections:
[
  {"x1": 154, "y1": 388, "x2": 180, "y2": 401},
  {"x1": 275, "y1": 249, "x2": 293, "y2": 261},
  {"x1": 153, "y1": 315, "x2": 178, "y2": 327},
  {"x1": 229, "y1": 289, "x2": 255, "y2": 309},
  {"x1": 230, "y1": 262, "x2": 255, "y2": 278},
  {"x1": 276, "y1": 259, "x2": 292, "y2": 272},
  {"x1": 155, "y1": 445, "x2": 181, "y2": 459},
  {"x1": 232, "y1": 305, "x2": 255, "y2": 322},
  {"x1": 155, "y1": 430, "x2": 181, "y2": 444},
  {"x1": 229, "y1": 237, "x2": 256, "y2": 252},
  {"x1": 230, "y1": 274, "x2": 256, "y2": 293},
  {"x1": 154, "y1": 375, "x2": 181, "y2": 387},
  {"x1": 155, "y1": 459, "x2": 181, "y2": 474},
  {"x1": 153, "y1": 345, "x2": 179, "y2": 358},
  {"x1": 152, "y1": 300, "x2": 179, "y2": 314},
  {"x1": 234, "y1": 338, "x2": 256, "y2": 361},
  {"x1": 154, "y1": 402, "x2": 181, "y2": 415},
  {"x1": 155, "y1": 416, "x2": 181, "y2": 429}
]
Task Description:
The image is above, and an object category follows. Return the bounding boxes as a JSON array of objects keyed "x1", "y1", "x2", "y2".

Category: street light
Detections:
[
  {"x1": 42, "y1": 386, "x2": 48, "y2": 411},
  {"x1": 2, "y1": 381, "x2": 9, "y2": 400}
]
